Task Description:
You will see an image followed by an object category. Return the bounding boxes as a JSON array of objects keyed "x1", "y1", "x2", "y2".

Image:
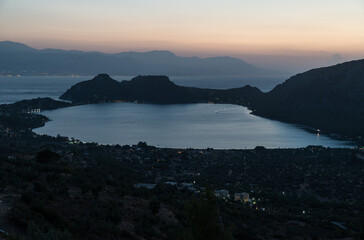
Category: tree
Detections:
[
  {"x1": 149, "y1": 199, "x2": 161, "y2": 215},
  {"x1": 25, "y1": 221, "x2": 72, "y2": 240},
  {"x1": 179, "y1": 188, "x2": 223, "y2": 240},
  {"x1": 36, "y1": 150, "x2": 60, "y2": 164}
]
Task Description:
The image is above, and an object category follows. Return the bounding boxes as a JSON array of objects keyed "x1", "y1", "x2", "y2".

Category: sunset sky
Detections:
[{"x1": 1, "y1": 0, "x2": 364, "y2": 72}]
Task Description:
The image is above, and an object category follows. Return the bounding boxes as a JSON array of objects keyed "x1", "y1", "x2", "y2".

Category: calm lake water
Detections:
[
  {"x1": 0, "y1": 76, "x2": 284, "y2": 104},
  {"x1": 34, "y1": 103, "x2": 353, "y2": 149}
]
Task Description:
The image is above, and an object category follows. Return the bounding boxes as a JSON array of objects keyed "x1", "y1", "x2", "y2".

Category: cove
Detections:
[{"x1": 34, "y1": 103, "x2": 353, "y2": 149}]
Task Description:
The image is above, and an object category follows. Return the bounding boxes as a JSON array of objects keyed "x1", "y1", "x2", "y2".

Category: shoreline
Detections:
[{"x1": 33, "y1": 99, "x2": 357, "y2": 149}]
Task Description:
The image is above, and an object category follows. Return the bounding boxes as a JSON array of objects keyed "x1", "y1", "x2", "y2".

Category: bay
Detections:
[
  {"x1": 1, "y1": 75, "x2": 352, "y2": 149},
  {"x1": 34, "y1": 103, "x2": 353, "y2": 149}
]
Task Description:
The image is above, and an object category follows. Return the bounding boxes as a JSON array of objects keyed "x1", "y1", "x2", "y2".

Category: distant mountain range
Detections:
[
  {"x1": 0, "y1": 41, "x2": 287, "y2": 77},
  {"x1": 61, "y1": 59, "x2": 364, "y2": 141}
]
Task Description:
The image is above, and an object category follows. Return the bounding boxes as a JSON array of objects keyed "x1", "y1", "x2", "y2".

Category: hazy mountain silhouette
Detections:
[
  {"x1": 0, "y1": 41, "x2": 37, "y2": 52},
  {"x1": 0, "y1": 41, "x2": 287, "y2": 77}
]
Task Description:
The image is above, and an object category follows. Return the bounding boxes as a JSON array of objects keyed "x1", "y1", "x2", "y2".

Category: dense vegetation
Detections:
[
  {"x1": 0, "y1": 143, "x2": 363, "y2": 240},
  {"x1": 0, "y1": 150, "x2": 178, "y2": 240}
]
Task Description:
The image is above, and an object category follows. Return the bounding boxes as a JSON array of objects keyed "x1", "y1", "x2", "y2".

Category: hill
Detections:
[
  {"x1": 3, "y1": 97, "x2": 72, "y2": 111},
  {"x1": 60, "y1": 74, "x2": 263, "y2": 106},
  {"x1": 0, "y1": 41, "x2": 287, "y2": 77},
  {"x1": 252, "y1": 59, "x2": 364, "y2": 140}
]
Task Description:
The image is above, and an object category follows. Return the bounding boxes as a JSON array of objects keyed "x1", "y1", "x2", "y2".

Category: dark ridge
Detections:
[
  {"x1": 252, "y1": 59, "x2": 364, "y2": 139},
  {"x1": 60, "y1": 75, "x2": 263, "y2": 105},
  {"x1": 0, "y1": 97, "x2": 72, "y2": 111}
]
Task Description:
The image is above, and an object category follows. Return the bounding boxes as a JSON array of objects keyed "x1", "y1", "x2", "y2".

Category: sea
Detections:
[
  {"x1": 0, "y1": 76, "x2": 354, "y2": 149},
  {"x1": 0, "y1": 76, "x2": 282, "y2": 104}
]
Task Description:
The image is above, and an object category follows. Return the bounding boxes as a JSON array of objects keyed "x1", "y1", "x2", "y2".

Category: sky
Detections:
[{"x1": 1, "y1": 0, "x2": 364, "y2": 72}]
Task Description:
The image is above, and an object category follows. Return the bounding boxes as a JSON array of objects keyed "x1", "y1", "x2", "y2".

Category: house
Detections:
[
  {"x1": 234, "y1": 192, "x2": 249, "y2": 203},
  {"x1": 181, "y1": 182, "x2": 193, "y2": 188},
  {"x1": 164, "y1": 182, "x2": 177, "y2": 186},
  {"x1": 134, "y1": 183, "x2": 157, "y2": 189},
  {"x1": 214, "y1": 190, "x2": 230, "y2": 199}
]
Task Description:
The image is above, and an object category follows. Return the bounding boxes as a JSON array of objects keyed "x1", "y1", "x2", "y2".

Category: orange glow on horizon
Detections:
[{"x1": 0, "y1": 0, "x2": 363, "y2": 71}]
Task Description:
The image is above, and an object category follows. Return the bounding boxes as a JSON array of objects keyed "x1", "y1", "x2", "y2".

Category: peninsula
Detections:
[{"x1": 60, "y1": 74, "x2": 263, "y2": 106}]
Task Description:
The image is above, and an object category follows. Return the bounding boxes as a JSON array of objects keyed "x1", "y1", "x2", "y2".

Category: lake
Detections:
[
  {"x1": 34, "y1": 103, "x2": 353, "y2": 149},
  {"x1": 0, "y1": 76, "x2": 284, "y2": 104}
]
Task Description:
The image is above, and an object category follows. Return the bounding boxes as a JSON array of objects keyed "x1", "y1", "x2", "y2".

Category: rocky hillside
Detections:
[
  {"x1": 252, "y1": 59, "x2": 364, "y2": 139},
  {"x1": 60, "y1": 74, "x2": 263, "y2": 106}
]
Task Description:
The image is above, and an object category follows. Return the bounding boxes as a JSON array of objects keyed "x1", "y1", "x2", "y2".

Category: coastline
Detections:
[{"x1": 27, "y1": 98, "x2": 358, "y2": 148}]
